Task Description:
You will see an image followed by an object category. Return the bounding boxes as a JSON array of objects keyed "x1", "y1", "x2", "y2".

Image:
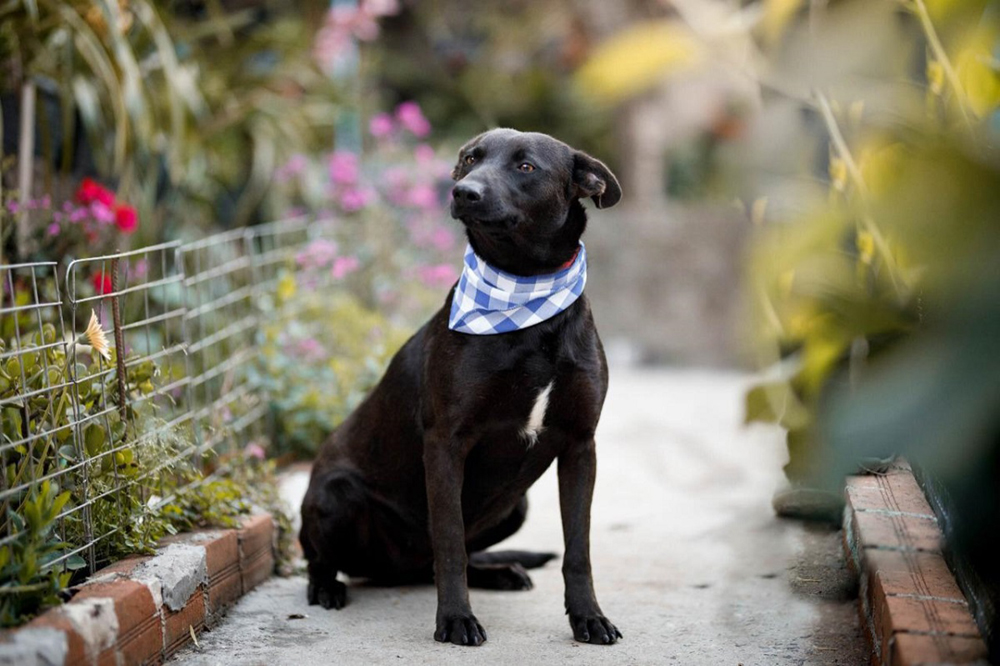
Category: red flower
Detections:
[
  {"x1": 91, "y1": 271, "x2": 113, "y2": 295},
  {"x1": 76, "y1": 178, "x2": 115, "y2": 207},
  {"x1": 115, "y1": 205, "x2": 138, "y2": 234}
]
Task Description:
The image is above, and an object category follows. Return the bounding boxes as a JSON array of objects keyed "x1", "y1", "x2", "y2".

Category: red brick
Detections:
[
  {"x1": 865, "y1": 550, "x2": 966, "y2": 602},
  {"x1": 96, "y1": 647, "x2": 117, "y2": 666},
  {"x1": 846, "y1": 473, "x2": 935, "y2": 518},
  {"x1": 208, "y1": 562, "x2": 243, "y2": 614},
  {"x1": 890, "y1": 633, "x2": 988, "y2": 666},
  {"x1": 75, "y1": 580, "x2": 162, "y2": 666},
  {"x1": 27, "y1": 613, "x2": 87, "y2": 666},
  {"x1": 240, "y1": 548, "x2": 275, "y2": 593},
  {"x1": 238, "y1": 515, "x2": 274, "y2": 560},
  {"x1": 853, "y1": 510, "x2": 941, "y2": 553},
  {"x1": 163, "y1": 591, "x2": 205, "y2": 659},
  {"x1": 877, "y1": 595, "x2": 979, "y2": 644},
  {"x1": 238, "y1": 515, "x2": 275, "y2": 593}
]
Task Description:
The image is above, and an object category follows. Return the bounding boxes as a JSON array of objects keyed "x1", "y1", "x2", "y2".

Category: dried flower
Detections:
[{"x1": 84, "y1": 310, "x2": 111, "y2": 361}]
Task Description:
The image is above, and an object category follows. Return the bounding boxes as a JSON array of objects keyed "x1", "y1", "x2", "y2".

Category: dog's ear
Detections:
[{"x1": 572, "y1": 152, "x2": 621, "y2": 209}]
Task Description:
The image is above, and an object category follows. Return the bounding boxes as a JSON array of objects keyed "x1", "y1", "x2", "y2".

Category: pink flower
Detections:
[
  {"x1": 350, "y1": 10, "x2": 380, "y2": 41},
  {"x1": 369, "y1": 112, "x2": 395, "y2": 138},
  {"x1": 362, "y1": 0, "x2": 399, "y2": 18},
  {"x1": 313, "y1": 21, "x2": 352, "y2": 71},
  {"x1": 331, "y1": 255, "x2": 361, "y2": 280},
  {"x1": 132, "y1": 258, "x2": 149, "y2": 279},
  {"x1": 114, "y1": 205, "x2": 138, "y2": 233},
  {"x1": 47, "y1": 223, "x2": 60, "y2": 237},
  {"x1": 395, "y1": 101, "x2": 431, "y2": 138},
  {"x1": 414, "y1": 144, "x2": 436, "y2": 163},
  {"x1": 276, "y1": 154, "x2": 308, "y2": 183},
  {"x1": 338, "y1": 186, "x2": 375, "y2": 212},
  {"x1": 244, "y1": 443, "x2": 266, "y2": 461},
  {"x1": 91, "y1": 201, "x2": 116, "y2": 225},
  {"x1": 416, "y1": 264, "x2": 458, "y2": 289},
  {"x1": 407, "y1": 183, "x2": 438, "y2": 210},
  {"x1": 296, "y1": 238, "x2": 339, "y2": 269},
  {"x1": 68, "y1": 206, "x2": 90, "y2": 223},
  {"x1": 294, "y1": 337, "x2": 327, "y2": 362},
  {"x1": 430, "y1": 226, "x2": 456, "y2": 251},
  {"x1": 328, "y1": 151, "x2": 359, "y2": 185}
]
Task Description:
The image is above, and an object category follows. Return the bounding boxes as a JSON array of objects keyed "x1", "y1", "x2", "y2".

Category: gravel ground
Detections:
[{"x1": 171, "y1": 367, "x2": 867, "y2": 666}]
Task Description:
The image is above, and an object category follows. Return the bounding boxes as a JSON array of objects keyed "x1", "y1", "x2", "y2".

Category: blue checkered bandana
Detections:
[{"x1": 448, "y1": 243, "x2": 587, "y2": 335}]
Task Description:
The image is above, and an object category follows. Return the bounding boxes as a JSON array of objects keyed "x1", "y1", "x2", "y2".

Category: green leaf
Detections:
[
  {"x1": 84, "y1": 424, "x2": 106, "y2": 457},
  {"x1": 64, "y1": 554, "x2": 87, "y2": 571}
]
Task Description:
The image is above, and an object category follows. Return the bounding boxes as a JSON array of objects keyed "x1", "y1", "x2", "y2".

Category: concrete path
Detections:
[{"x1": 171, "y1": 368, "x2": 865, "y2": 665}]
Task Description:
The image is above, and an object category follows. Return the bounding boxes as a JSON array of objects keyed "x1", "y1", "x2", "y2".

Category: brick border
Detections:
[
  {"x1": 0, "y1": 513, "x2": 276, "y2": 666},
  {"x1": 843, "y1": 460, "x2": 989, "y2": 666}
]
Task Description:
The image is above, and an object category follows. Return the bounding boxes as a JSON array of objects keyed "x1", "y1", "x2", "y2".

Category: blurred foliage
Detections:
[
  {"x1": 742, "y1": 0, "x2": 999, "y2": 482},
  {"x1": 0, "y1": 0, "x2": 340, "y2": 261},
  {"x1": 575, "y1": 20, "x2": 700, "y2": 104},
  {"x1": 368, "y1": 0, "x2": 614, "y2": 166},
  {"x1": 253, "y1": 289, "x2": 408, "y2": 458},
  {"x1": 255, "y1": 102, "x2": 465, "y2": 457}
]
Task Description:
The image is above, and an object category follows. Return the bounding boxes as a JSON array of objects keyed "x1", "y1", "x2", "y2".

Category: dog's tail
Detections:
[{"x1": 469, "y1": 550, "x2": 558, "y2": 570}]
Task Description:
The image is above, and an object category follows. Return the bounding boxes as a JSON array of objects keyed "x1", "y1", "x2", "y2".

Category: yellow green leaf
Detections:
[{"x1": 575, "y1": 20, "x2": 700, "y2": 104}]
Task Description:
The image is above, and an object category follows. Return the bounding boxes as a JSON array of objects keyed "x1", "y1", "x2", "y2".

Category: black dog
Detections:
[{"x1": 300, "y1": 128, "x2": 622, "y2": 646}]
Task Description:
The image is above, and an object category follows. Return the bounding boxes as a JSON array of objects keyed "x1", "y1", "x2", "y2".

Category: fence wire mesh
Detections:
[{"x1": 0, "y1": 217, "x2": 336, "y2": 577}]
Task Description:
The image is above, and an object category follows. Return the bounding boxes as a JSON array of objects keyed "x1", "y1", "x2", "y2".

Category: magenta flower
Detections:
[
  {"x1": 328, "y1": 151, "x2": 359, "y2": 186},
  {"x1": 331, "y1": 255, "x2": 361, "y2": 280},
  {"x1": 244, "y1": 443, "x2": 267, "y2": 461},
  {"x1": 295, "y1": 239, "x2": 340, "y2": 269},
  {"x1": 369, "y1": 112, "x2": 395, "y2": 138},
  {"x1": 47, "y1": 223, "x2": 60, "y2": 237},
  {"x1": 294, "y1": 337, "x2": 328, "y2": 362},
  {"x1": 417, "y1": 264, "x2": 459, "y2": 289},
  {"x1": 395, "y1": 101, "x2": 431, "y2": 138},
  {"x1": 407, "y1": 184, "x2": 439, "y2": 210},
  {"x1": 362, "y1": 0, "x2": 400, "y2": 17},
  {"x1": 430, "y1": 226, "x2": 456, "y2": 251},
  {"x1": 414, "y1": 144, "x2": 436, "y2": 163},
  {"x1": 276, "y1": 154, "x2": 308, "y2": 183},
  {"x1": 338, "y1": 186, "x2": 375, "y2": 212},
  {"x1": 91, "y1": 201, "x2": 115, "y2": 225}
]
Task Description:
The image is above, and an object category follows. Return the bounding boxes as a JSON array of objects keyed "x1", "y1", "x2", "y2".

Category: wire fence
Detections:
[{"x1": 0, "y1": 216, "x2": 337, "y2": 576}]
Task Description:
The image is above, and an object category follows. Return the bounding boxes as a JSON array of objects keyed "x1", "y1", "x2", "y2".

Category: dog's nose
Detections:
[{"x1": 453, "y1": 181, "x2": 484, "y2": 204}]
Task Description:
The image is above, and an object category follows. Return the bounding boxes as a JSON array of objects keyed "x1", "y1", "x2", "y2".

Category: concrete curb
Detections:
[
  {"x1": 0, "y1": 513, "x2": 277, "y2": 666},
  {"x1": 843, "y1": 460, "x2": 989, "y2": 666}
]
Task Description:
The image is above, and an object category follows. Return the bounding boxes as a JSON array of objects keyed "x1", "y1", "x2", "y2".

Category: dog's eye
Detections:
[
  {"x1": 517, "y1": 163, "x2": 535, "y2": 173},
  {"x1": 464, "y1": 155, "x2": 475, "y2": 166}
]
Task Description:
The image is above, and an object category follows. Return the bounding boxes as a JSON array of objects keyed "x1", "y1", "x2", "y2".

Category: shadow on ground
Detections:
[{"x1": 172, "y1": 368, "x2": 867, "y2": 666}]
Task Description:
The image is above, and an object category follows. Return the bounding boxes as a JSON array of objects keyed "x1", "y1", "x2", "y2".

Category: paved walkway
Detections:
[{"x1": 172, "y1": 368, "x2": 865, "y2": 665}]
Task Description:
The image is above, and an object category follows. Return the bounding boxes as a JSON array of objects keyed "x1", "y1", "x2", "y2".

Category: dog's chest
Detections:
[{"x1": 520, "y1": 381, "x2": 554, "y2": 446}]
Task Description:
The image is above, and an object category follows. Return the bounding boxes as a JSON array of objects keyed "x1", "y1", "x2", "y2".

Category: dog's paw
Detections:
[
  {"x1": 307, "y1": 578, "x2": 347, "y2": 610},
  {"x1": 435, "y1": 612, "x2": 488, "y2": 646},
  {"x1": 569, "y1": 613, "x2": 622, "y2": 645}
]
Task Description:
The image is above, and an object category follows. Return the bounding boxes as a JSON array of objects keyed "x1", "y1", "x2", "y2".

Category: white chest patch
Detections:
[{"x1": 521, "y1": 381, "x2": 554, "y2": 447}]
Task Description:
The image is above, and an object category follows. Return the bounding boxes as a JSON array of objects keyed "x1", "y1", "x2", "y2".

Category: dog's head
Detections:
[{"x1": 450, "y1": 129, "x2": 621, "y2": 276}]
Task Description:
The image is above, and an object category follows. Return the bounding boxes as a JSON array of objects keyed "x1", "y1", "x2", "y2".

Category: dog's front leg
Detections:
[
  {"x1": 424, "y1": 435, "x2": 487, "y2": 646},
  {"x1": 558, "y1": 439, "x2": 622, "y2": 645}
]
